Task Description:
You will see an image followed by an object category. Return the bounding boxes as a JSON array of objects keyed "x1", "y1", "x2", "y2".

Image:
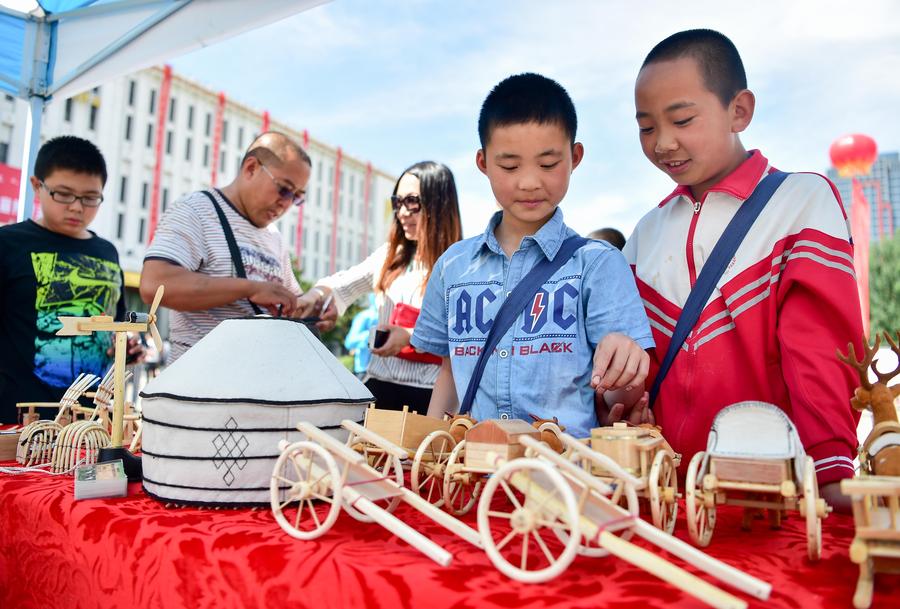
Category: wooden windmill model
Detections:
[{"x1": 55, "y1": 285, "x2": 164, "y2": 478}]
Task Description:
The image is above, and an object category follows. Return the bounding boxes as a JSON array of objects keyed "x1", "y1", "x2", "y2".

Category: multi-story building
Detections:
[
  {"x1": 827, "y1": 152, "x2": 899, "y2": 243},
  {"x1": 0, "y1": 66, "x2": 395, "y2": 286}
]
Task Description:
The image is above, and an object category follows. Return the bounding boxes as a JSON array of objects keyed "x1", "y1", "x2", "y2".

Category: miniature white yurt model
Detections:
[{"x1": 140, "y1": 318, "x2": 373, "y2": 506}]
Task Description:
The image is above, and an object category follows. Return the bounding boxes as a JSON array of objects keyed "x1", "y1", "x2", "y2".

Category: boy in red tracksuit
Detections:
[{"x1": 622, "y1": 29, "x2": 863, "y2": 511}]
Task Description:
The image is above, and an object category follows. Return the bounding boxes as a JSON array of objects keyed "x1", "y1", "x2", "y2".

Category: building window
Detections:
[
  {"x1": 220, "y1": 150, "x2": 226, "y2": 173},
  {"x1": 205, "y1": 112, "x2": 212, "y2": 136},
  {"x1": 203, "y1": 144, "x2": 209, "y2": 167},
  {"x1": 64, "y1": 98, "x2": 72, "y2": 122},
  {"x1": 316, "y1": 189, "x2": 321, "y2": 207},
  {"x1": 238, "y1": 126, "x2": 244, "y2": 149},
  {"x1": 0, "y1": 142, "x2": 7, "y2": 164},
  {"x1": 168, "y1": 97, "x2": 176, "y2": 121},
  {"x1": 165, "y1": 131, "x2": 173, "y2": 154},
  {"x1": 138, "y1": 218, "x2": 146, "y2": 244},
  {"x1": 119, "y1": 176, "x2": 128, "y2": 203},
  {"x1": 124, "y1": 115, "x2": 132, "y2": 141},
  {"x1": 187, "y1": 105, "x2": 194, "y2": 129},
  {"x1": 88, "y1": 105, "x2": 98, "y2": 130},
  {"x1": 141, "y1": 182, "x2": 149, "y2": 209},
  {"x1": 185, "y1": 137, "x2": 192, "y2": 161},
  {"x1": 127, "y1": 80, "x2": 136, "y2": 106},
  {"x1": 149, "y1": 89, "x2": 157, "y2": 114},
  {"x1": 116, "y1": 212, "x2": 125, "y2": 239},
  {"x1": 222, "y1": 120, "x2": 228, "y2": 143},
  {"x1": 162, "y1": 188, "x2": 169, "y2": 211},
  {"x1": 146, "y1": 123, "x2": 153, "y2": 148}
]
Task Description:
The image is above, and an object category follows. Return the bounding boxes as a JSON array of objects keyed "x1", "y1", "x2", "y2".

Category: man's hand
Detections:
[
  {"x1": 315, "y1": 298, "x2": 338, "y2": 332},
  {"x1": 591, "y1": 333, "x2": 649, "y2": 394},
  {"x1": 295, "y1": 290, "x2": 323, "y2": 319},
  {"x1": 820, "y1": 480, "x2": 852, "y2": 514},
  {"x1": 596, "y1": 391, "x2": 654, "y2": 426},
  {"x1": 106, "y1": 334, "x2": 146, "y2": 364},
  {"x1": 371, "y1": 325, "x2": 411, "y2": 357},
  {"x1": 247, "y1": 281, "x2": 299, "y2": 317}
]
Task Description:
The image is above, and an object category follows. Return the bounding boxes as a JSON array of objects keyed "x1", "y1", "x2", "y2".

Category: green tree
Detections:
[{"x1": 869, "y1": 232, "x2": 900, "y2": 338}]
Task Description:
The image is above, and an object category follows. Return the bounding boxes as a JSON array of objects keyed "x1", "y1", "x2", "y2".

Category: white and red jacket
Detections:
[{"x1": 624, "y1": 150, "x2": 863, "y2": 486}]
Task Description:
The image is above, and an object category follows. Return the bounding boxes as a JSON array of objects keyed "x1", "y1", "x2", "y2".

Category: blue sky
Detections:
[{"x1": 170, "y1": 0, "x2": 900, "y2": 238}]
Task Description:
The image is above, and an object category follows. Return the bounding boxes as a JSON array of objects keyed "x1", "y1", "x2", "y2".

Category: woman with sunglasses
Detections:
[{"x1": 296, "y1": 161, "x2": 462, "y2": 411}]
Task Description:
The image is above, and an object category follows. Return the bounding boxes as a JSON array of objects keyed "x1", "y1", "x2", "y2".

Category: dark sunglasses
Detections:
[
  {"x1": 390, "y1": 194, "x2": 422, "y2": 214},
  {"x1": 260, "y1": 164, "x2": 306, "y2": 207}
]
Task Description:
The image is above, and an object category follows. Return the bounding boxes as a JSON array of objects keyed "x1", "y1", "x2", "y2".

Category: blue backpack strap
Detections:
[
  {"x1": 458, "y1": 235, "x2": 588, "y2": 416},
  {"x1": 648, "y1": 171, "x2": 789, "y2": 408}
]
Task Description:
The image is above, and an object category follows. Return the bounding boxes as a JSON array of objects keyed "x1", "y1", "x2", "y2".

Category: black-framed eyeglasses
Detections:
[
  {"x1": 39, "y1": 182, "x2": 104, "y2": 207},
  {"x1": 260, "y1": 164, "x2": 306, "y2": 207},
  {"x1": 390, "y1": 194, "x2": 422, "y2": 214}
]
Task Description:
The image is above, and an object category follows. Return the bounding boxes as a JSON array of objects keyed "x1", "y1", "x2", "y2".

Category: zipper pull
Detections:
[{"x1": 693, "y1": 201, "x2": 702, "y2": 214}]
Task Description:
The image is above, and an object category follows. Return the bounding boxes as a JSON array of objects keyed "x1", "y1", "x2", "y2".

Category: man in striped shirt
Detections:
[{"x1": 141, "y1": 132, "x2": 318, "y2": 361}]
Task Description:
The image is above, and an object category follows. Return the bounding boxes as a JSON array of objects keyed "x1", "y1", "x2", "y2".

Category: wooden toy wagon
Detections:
[
  {"x1": 579, "y1": 422, "x2": 681, "y2": 533},
  {"x1": 270, "y1": 419, "x2": 483, "y2": 566},
  {"x1": 683, "y1": 401, "x2": 830, "y2": 560},
  {"x1": 346, "y1": 405, "x2": 476, "y2": 511}
]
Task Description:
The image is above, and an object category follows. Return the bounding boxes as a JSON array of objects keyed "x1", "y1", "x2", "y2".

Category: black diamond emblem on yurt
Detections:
[{"x1": 211, "y1": 417, "x2": 249, "y2": 486}]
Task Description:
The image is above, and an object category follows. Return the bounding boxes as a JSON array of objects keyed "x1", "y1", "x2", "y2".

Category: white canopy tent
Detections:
[{"x1": 0, "y1": 0, "x2": 327, "y2": 221}]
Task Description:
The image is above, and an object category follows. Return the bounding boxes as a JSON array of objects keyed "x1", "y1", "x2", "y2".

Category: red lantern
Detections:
[{"x1": 830, "y1": 134, "x2": 878, "y2": 177}]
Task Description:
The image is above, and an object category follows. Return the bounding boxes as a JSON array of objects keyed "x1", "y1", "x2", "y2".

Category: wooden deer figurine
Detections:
[{"x1": 837, "y1": 331, "x2": 900, "y2": 477}]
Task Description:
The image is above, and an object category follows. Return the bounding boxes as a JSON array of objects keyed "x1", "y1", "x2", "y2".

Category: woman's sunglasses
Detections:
[{"x1": 390, "y1": 194, "x2": 422, "y2": 214}]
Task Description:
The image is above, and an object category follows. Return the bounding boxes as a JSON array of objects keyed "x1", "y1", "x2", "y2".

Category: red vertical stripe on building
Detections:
[
  {"x1": 210, "y1": 92, "x2": 226, "y2": 187},
  {"x1": 361, "y1": 162, "x2": 372, "y2": 257},
  {"x1": 294, "y1": 130, "x2": 311, "y2": 269},
  {"x1": 261, "y1": 110, "x2": 270, "y2": 133},
  {"x1": 302, "y1": 130, "x2": 310, "y2": 148},
  {"x1": 329, "y1": 148, "x2": 343, "y2": 274},
  {"x1": 148, "y1": 65, "x2": 172, "y2": 243}
]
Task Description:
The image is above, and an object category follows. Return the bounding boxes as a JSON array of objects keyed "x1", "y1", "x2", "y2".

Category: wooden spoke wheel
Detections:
[
  {"x1": 803, "y1": 456, "x2": 823, "y2": 561},
  {"x1": 477, "y1": 458, "x2": 580, "y2": 583},
  {"x1": 343, "y1": 446, "x2": 404, "y2": 523},
  {"x1": 648, "y1": 450, "x2": 679, "y2": 535},
  {"x1": 442, "y1": 440, "x2": 482, "y2": 515},
  {"x1": 552, "y1": 478, "x2": 639, "y2": 558},
  {"x1": 270, "y1": 441, "x2": 342, "y2": 540},
  {"x1": 411, "y1": 430, "x2": 456, "y2": 508},
  {"x1": 685, "y1": 451, "x2": 716, "y2": 547}
]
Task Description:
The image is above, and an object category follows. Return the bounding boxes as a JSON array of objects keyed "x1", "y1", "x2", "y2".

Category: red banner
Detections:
[
  {"x1": 0, "y1": 163, "x2": 21, "y2": 225},
  {"x1": 210, "y1": 92, "x2": 226, "y2": 186},
  {"x1": 329, "y1": 147, "x2": 342, "y2": 274},
  {"x1": 261, "y1": 110, "x2": 270, "y2": 133},
  {"x1": 148, "y1": 64, "x2": 172, "y2": 243}
]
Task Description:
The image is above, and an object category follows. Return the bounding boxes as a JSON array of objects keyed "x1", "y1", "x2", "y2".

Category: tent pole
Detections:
[{"x1": 17, "y1": 96, "x2": 43, "y2": 223}]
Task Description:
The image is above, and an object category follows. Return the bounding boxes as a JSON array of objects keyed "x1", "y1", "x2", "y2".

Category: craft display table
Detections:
[{"x1": 1, "y1": 464, "x2": 897, "y2": 609}]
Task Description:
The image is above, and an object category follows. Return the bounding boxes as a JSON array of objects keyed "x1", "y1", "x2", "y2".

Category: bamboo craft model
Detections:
[
  {"x1": 74, "y1": 366, "x2": 142, "y2": 452},
  {"x1": 15, "y1": 373, "x2": 100, "y2": 466},
  {"x1": 838, "y1": 332, "x2": 900, "y2": 609},
  {"x1": 579, "y1": 422, "x2": 681, "y2": 533},
  {"x1": 683, "y1": 401, "x2": 830, "y2": 561},
  {"x1": 271, "y1": 419, "x2": 772, "y2": 609}
]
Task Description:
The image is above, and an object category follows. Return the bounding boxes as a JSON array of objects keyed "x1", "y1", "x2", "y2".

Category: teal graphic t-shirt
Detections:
[{"x1": 0, "y1": 220, "x2": 125, "y2": 423}]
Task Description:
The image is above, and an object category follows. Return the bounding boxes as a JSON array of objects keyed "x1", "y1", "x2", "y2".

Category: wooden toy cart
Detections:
[
  {"x1": 683, "y1": 401, "x2": 830, "y2": 560},
  {"x1": 580, "y1": 422, "x2": 681, "y2": 533},
  {"x1": 270, "y1": 419, "x2": 483, "y2": 566},
  {"x1": 435, "y1": 418, "x2": 566, "y2": 516},
  {"x1": 473, "y1": 432, "x2": 771, "y2": 607},
  {"x1": 841, "y1": 477, "x2": 900, "y2": 609}
]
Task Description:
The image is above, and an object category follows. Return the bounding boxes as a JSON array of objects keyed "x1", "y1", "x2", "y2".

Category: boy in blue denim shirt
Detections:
[{"x1": 411, "y1": 73, "x2": 654, "y2": 438}]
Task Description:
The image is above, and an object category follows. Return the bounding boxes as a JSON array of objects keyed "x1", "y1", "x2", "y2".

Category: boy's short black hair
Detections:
[
  {"x1": 33, "y1": 135, "x2": 108, "y2": 185},
  {"x1": 588, "y1": 227, "x2": 626, "y2": 251},
  {"x1": 641, "y1": 29, "x2": 746, "y2": 108},
  {"x1": 478, "y1": 73, "x2": 577, "y2": 148}
]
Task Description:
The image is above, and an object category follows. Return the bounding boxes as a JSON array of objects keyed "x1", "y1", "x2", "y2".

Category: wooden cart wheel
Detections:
[
  {"x1": 270, "y1": 441, "x2": 342, "y2": 540},
  {"x1": 343, "y1": 448, "x2": 404, "y2": 523},
  {"x1": 803, "y1": 456, "x2": 822, "y2": 561},
  {"x1": 411, "y1": 430, "x2": 456, "y2": 507},
  {"x1": 648, "y1": 449, "x2": 679, "y2": 535},
  {"x1": 477, "y1": 458, "x2": 580, "y2": 583},
  {"x1": 443, "y1": 440, "x2": 482, "y2": 515},
  {"x1": 685, "y1": 451, "x2": 716, "y2": 547}
]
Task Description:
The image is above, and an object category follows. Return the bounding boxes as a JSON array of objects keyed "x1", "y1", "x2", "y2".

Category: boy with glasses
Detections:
[{"x1": 0, "y1": 136, "x2": 130, "y2": 423}]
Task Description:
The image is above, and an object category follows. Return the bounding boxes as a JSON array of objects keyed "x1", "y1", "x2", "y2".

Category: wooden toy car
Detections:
[
  {"x1": 270, "y1": 419, "x2": 483, "y2": 566},
  {"x1": 579, "y1": 422, "x2": 680, "y2": 533},
  {"x1": 683, "y1": 401, "x2": 830, "y2": 560}
]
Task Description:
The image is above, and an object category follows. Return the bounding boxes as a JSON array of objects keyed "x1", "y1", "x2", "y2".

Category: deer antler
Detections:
[
  {"x1": 837, "y1": 335, "x2": 881, "y2": 390},
  {"x1": 877, "y1": 331, "x2": 900, "y2": 384}
]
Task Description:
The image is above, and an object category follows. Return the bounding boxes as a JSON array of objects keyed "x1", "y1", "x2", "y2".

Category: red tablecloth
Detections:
[{"x1": 0, "y1": 464, "x2": 896, "y2": 609}]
